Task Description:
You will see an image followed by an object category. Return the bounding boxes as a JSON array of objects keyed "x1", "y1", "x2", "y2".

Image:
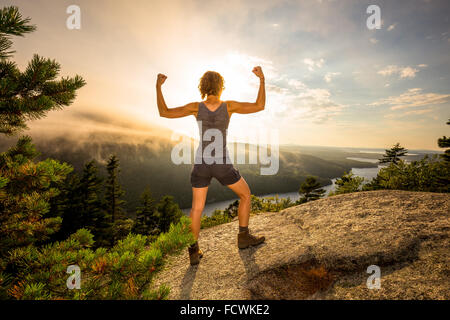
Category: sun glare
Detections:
[{"x1": 169, "y1": 50, "x2": 272, "y2": 142}]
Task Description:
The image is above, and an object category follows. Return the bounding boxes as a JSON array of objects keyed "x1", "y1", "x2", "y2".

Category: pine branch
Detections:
[
  {"x1": 0, "y1": 6, "x2": 36, "y2": 36},
  {"x1": 0, "y1": 6, "x2": 36, "y2": 59},
  {"x1": 0, "y1": 8, "x2": 85, "y2": 135},
  {"x1": 0, "y1": 35, "x2": 13, "y2": 60}
]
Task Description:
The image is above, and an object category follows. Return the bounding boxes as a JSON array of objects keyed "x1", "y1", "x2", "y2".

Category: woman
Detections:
[{"x1": 156, "y1": 67, "x2": 266, "y2": 265}]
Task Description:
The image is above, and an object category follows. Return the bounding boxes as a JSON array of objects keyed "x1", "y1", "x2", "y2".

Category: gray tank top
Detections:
[{"x1": 194, "y1": 101, "x2": 232, "y2": 164}]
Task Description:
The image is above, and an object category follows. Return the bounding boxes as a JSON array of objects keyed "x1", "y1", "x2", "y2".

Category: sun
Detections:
[{"x1": 187, "y1": 51, "x2": 263, "y2": 101}]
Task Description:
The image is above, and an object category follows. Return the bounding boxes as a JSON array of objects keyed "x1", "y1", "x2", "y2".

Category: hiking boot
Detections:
[
  {"x1": 238, "y1": 229, "x2": 265, "y2": 249},
  {"x1": 188, "y1": 242, "x2": 203, "y2": 265}
]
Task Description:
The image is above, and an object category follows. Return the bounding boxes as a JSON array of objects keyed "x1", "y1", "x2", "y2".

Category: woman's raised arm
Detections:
[
  {"x1": 156, "y1": 73, "x2": 198, "y2": 118},
  {"x1": 227, "y1": 66, "x2": 265, "y2": 115}
]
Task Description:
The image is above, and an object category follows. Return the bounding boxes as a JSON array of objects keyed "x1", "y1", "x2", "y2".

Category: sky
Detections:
[{"x1": 4, "y1": 0, "x2": 450, "y2": 150}]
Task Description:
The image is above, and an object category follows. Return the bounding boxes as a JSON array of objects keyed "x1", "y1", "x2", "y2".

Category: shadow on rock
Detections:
[
  {"x1": 238, "y1": 243, "x2": 266, "y2": 280},
  {"x1": 180, "y1": 264, "x2": 199, "y2": 299}
]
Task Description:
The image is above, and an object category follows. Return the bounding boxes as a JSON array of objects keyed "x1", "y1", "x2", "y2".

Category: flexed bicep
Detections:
[
  {"x1": 226, "y1": 100, "x2": 264, "y2": 114},
  {"x1": 155, "y1": 73, "x2": 198, "y2": 118},
  {"x1": 226, "y1": 66, "x2": 265, "y2": 115},
  {"x1": 160, "y1": 102, "x2": 199, "y2": 118}
]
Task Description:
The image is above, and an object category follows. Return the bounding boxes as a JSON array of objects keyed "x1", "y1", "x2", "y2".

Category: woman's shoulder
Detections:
[
  {"x1": 179, "y1": 102, "x2": 200, "y2": 117},
  {"x1": 224, "y1": 100, "x2": 238, "y2": 112}
]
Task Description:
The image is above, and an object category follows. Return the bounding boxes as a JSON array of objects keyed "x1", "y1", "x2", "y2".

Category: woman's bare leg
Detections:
[
  {"x1": 226, "y1": 177, "x2": 251, "y2": 227},
  {"x1": 190, "y1": 186, "x2": 208, "y2": 240}
]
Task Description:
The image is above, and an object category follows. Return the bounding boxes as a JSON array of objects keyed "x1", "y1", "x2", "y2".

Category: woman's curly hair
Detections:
[{"x1": 198, "y1": 71, "x2": 225, "y2": 99}]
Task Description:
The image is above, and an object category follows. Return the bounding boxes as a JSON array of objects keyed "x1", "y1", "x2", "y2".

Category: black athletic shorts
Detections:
[{"x1": 190, "y1": 162, "x2": 241, "y2": 188}]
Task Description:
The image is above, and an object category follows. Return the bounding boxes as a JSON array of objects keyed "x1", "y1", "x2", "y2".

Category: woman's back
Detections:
[{"x1": 195, "y1": 101, "x2": 232, "y2": 164}]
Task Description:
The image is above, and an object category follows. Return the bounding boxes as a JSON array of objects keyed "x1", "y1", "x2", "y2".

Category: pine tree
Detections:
[
  {"x1": 437, "y1": 119, "x2": 450, "y2": 163},
  {"x1": 224, "y1": 199, "x2": 240, "y2": 218},
  {"x1": 133, "y1": 187, "x2": 159, "y2": 236},
  {"x1": 298, "y1": 176, "x2": 326, "y2": 203},
  {"x1": 48, "y1": 160, "x2": 108, "y2": 244},
  {"x1": 50, "y1": 171, "x2": 83, "y2": 240},
  {"x1": 379, "y1": 143, "x2": 408, "y2": 165},
  {"x1": 330, "y1": 171, "x2": 365, "y2": 195},
  {"x1": 0, "y1": 136, "x2": 73, "y2": 255},
  {"x1": 105, "y1": 154, "x2": 131, "y2": 245},
  {"x1": 0, "y1": 6, "x2": 85, "y2": 135},
  {"x1": 79, "y1": 160, "x2": 111, "y2": 245},
  {"x1": 0, "y1": 6, "x2": 84, "y2": 254},
  {"x1": 80, "y1": 161, "x2": 104, "y2": 228},
  {"x1": 2, "y1": 217, "x2": 195, "y2": 300},
  {"x1": 154, "y1": 195, "x2": 183, "y2": 233}
]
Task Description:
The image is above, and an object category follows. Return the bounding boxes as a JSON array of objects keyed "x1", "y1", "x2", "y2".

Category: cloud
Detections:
[
  {"x1": 377, "y1": 65, "x2": 422, "y2": 79},
  {"x1": 264, "y1": 74, "x2": 344, "y2": 124},
  {"x1": 287, "y1": 79, "x2": 306, "y2": 89},
  {"x1": 370, "y1": 88, "x2": 450, "y2": 110},
  {"x1": 405, "y1": 109, "x2": 434, "y2": 115},
  {"x1": 303, "y1": 58, "x2": 325, "y2": 71},
  {"x1": 387, "y1": 23, "x2": 397, "y2": 31},
  {"x1": 384, "y1": 108, "x2": 434, "y2": 119},
  {"x1": 377, "y1": 65, "x2": 400, "y2": 76},
  {"x1": 290, "y1": 87, "x2": 345, "y2": 123},
  {"x1": 399, "y1": 66, "x2": 419, "y2": 78},
  {"x1": 223, "y1": 52, "x2": 344, "y2": 125},
  {"x1": 324, "y1": 72, "x2": 341, "y2": 83}
]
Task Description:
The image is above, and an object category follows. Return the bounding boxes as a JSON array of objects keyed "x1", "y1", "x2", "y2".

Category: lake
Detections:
[{"x1": 182, "y1": 157, "x2": 384, "y2": 216}]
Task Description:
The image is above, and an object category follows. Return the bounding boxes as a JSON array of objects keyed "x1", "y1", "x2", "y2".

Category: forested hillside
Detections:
[{"x1": 0, "y1": 125, "x2": 378, "y2": 211}]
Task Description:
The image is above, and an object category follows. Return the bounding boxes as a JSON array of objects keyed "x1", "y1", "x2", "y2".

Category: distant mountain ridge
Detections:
[
  {"x1": 1, "y1": 128, "x2": 361, "y2": 211},
  {"x1": 4, "y1": 113, "x2": 432, "y2": 213}
]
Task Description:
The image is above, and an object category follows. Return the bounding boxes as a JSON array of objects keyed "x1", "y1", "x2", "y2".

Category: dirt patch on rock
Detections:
[{"x1": 247, "y1": 261, "x2": 335, "y2": 299}]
